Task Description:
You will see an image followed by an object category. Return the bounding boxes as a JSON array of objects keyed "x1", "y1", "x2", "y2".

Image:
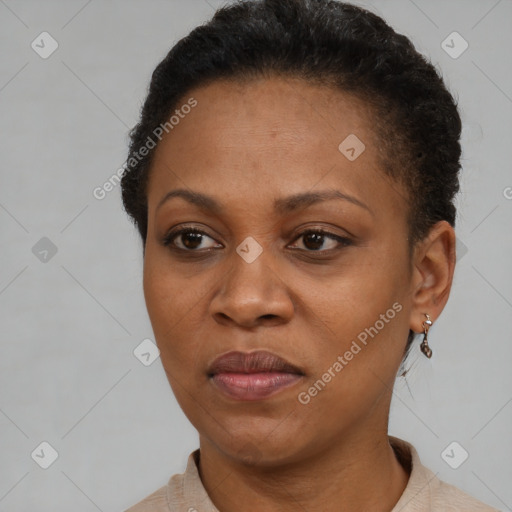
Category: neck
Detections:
[{"x1": 197, "y1": 429, "x2": 410, "y2": 512}]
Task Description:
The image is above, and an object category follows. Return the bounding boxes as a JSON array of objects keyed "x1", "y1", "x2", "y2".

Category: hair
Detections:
[{"x1": 120, "y1": 0, "x2": 462, "y2": 371}]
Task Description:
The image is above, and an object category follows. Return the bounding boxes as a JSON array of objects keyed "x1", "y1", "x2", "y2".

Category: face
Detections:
[{"x1": 143, "y1": 76, "x2": 416, "y2": 466}]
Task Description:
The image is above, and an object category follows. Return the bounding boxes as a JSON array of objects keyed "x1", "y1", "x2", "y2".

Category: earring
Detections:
[{"x1": 420, "y1": 314, "x2": 433, "y2": 358}]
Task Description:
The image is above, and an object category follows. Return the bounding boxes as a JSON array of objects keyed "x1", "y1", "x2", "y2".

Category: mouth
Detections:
[{"x1": 207, "y1": 350, "x2": 305, "y2": 401}]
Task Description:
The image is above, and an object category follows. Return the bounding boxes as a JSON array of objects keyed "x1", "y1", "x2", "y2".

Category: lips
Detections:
[
  {"x1": 208, "y1": 350, "x2": 304, "y2": 376},
  {"x1": 208, "y1": 350, "x2": 305, "y2": 401}
]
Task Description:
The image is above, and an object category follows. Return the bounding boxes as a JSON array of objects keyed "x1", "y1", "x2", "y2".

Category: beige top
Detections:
[{"x1": 125, "y1": 436, "x2": 500, "y2": 511}]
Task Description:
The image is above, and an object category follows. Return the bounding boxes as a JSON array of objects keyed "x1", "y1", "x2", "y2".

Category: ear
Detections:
[{"x1": 409, "y1": 220, "x2": 456, "y2": 333}]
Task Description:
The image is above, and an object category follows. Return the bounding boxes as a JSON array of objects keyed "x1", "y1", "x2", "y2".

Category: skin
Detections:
[{"x1": 142, "y1": 76, "x2": 456, "y2": 512}]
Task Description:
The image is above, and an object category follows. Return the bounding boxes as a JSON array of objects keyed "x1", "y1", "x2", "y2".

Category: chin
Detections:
[{"x1": 202, "y1": 420, "x2": 311, "y2": 468}]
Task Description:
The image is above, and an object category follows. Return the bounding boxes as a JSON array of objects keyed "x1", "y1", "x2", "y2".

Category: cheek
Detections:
[
  {"x1": 297, "y1": 243, "x2": 410, "y2": 390},
  {"x1": 143, "y1": 268, "x2": 208, "y2": 414},
  {"x1": 305, "y1": 251, "x2": 407, "y2": 336},
  {"x1": 295, "y1": 301, "x2": 407, "y2": 433},
  {"x1": 143, "y1": 254, "x2": 207, "y2": 369}
]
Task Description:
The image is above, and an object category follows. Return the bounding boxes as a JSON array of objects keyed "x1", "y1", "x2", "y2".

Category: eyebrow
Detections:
[{"x1": 156, "y1": 188, "x2": 373, "y2": 216}]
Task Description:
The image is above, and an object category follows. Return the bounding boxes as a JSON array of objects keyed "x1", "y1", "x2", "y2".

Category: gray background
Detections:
[{"x1": 0, "y1": 0, "x2": 511, "y2": 510}]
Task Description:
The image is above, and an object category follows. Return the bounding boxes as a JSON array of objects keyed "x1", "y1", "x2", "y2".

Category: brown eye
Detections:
[
  {"x1": 178, "y1": 231, "x2": 204, "y2": 250},
  {"x1": 163, "y1": 228, "x2": 221, "y2": 251},
  {"x1": 289, "y1": 229, "x2": 352, "y2": 252},
  {"x1": 302, "y1": 232, "x2": 329, "y2": 251}
]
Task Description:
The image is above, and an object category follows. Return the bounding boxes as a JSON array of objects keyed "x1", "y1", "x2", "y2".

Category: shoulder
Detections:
[
  {"x1": 431, "y1": 477, "x2": 501, "y2": 511},
  {"x1": 123, "y1": 449, "x2": 210, "y2": 512},
  {"x1": 389, "y1": 436, "x2": 500, "y2": 512},
  {"x1": 124, "y1": 485, "x2": 168, "y2": 512}
]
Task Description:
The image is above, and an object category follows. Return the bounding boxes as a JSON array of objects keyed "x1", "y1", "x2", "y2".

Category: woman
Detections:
[{"x1": 121, "y1": 0, "x2": 499, "y2": 510}]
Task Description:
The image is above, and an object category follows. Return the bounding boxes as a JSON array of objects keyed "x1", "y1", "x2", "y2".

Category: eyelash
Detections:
[{"x1": 162, "y1": 226, "x2": 352, "y2": 255}]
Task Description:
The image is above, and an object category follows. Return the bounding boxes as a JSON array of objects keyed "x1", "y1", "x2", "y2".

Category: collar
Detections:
[{"x1": 165, "y1": 436, "x2": 436, "y2": 512}]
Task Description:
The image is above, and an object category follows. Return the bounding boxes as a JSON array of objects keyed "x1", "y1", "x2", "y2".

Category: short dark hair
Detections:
[{"x1": 120, "y1": 0, "x2": 462, "y2": 369}]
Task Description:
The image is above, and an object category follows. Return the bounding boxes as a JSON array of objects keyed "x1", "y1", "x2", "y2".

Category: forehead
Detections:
[
  {"x1": 146, "y1": 76, "x2": 404, "y2": 217},
  {"x1": 153, "y1": 76, "x2": 375, "y2": 154}
]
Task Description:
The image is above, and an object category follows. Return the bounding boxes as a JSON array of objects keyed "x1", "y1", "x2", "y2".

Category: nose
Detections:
[{"x1": 209, "y1": 246, "x2": 295, "y2": 329}]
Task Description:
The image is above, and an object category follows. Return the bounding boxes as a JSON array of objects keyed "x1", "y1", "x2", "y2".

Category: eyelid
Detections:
[
  {"x1": 162, "y1": 225, "x2": 221, "y2": 249},
  {"x1": 287, "y1": 228, "x2": 352, "y2": 250}
]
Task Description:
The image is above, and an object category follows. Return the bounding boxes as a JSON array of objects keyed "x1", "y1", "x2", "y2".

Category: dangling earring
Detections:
[{"x1": 420, "y1": 314, "x2": 433, "y2": 358}]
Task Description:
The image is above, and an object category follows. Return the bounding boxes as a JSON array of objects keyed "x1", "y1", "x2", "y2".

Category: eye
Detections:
[
  {"x1": 162, "y1": 227, "x2": 222, "y2": 251},
  {"x1": 288, "y1": 229, "x2": 352, "y2": 252}
]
